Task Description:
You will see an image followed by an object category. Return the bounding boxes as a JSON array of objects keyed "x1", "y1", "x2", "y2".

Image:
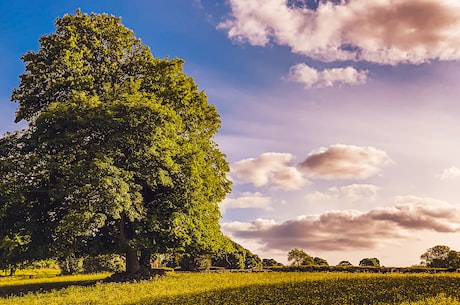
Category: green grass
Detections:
[
  {"x1": 0, "y1": 272, "x2": 460, "y2": 304},
  {"x1": 0, "y1": 273, "x2": 109, "y2": 299},
  {"x1": 0, "y1": 268, "x2": 61, "y2": 279}
]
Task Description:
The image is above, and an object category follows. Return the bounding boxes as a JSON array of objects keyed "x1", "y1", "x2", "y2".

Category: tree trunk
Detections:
[
  {"x1": 140, "y1": 249, "x2": 151, "y2": 269},
  {"x1": 9, "y1": 266, "x2": 16, "y2": 277},
  {"x1": 125, "y1": 249, "x2": 140, "y2": 273},
  {"x1": 118, "y1": 217, "x2": 140, "y2": 273}
]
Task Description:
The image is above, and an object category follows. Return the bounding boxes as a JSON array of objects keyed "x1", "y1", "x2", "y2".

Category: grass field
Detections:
[
  {"x1": 0, "y1": 268, "x2": 61, "y2": 279},
  {"x1": 0, "y1": 272, "x2": 460, "y2": 304}
]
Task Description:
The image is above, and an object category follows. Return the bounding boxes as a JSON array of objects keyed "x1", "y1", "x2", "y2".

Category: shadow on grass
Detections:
[{"x1": 0, "y1": 277, "x2": 106, "y2": 298}]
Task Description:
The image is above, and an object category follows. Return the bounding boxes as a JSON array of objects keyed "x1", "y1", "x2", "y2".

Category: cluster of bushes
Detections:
[
  {"x1": 58, "y1": 254, "x2": 126, "y2": 275},
  {"x1": 163, "y1": 241, "x2": 264, "y2": 272}
]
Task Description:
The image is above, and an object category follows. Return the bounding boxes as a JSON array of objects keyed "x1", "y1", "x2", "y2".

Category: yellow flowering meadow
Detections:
[{"x1": 0, "y1": 272, "x2": 460, "y2": 305}]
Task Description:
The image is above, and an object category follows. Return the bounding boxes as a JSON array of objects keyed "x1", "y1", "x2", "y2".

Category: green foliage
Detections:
[
  {"x1": 337, "y1": 260, "x2": 353, "y2": 267},
  {"x1": 58, "y1": 256, "x2": 84, "y2": 275},
  {"x1": 313, "y1": 257, "x2": 328, "y2": 266},
  {"x1": 2, "y1": 10, "x2": 231, "y2": 272},
  {"x1": 420, "y1": 245, "x2": 460, "y2": 269},
  {"x1": 212, "y1": 252, "x2": 245, "y2": 269},
  {"x1": 11, "y1": 10, "x2": 153, "y2": 123},
  {"x1": 211, "y1": 239, "x2": 262, "y2": 269},
  {"x1": 2, "y1": 272, "x2": 460, "y2": 304},
  {"x1": 287, "y1": 248, "x2": 314, "y2": 266},
  {"x1": 447, "y1": 250, "x2": 460, "y2": 269},
  {"x1": 82, "y1": 254, "x2": 125, "y2": 274},
  {"x1": 359, "y1": 257, "x2": 380, "y2": 267},
  {"x1": 262, "y1": 258, "x2": 283, "y2": 267},
  {"x1": 287, "y1": 248, "x2": 305, "y2": 266},
  {"x1": 244, "y1": 251, "x2": 262, "y2": 269},
  {"x1": 179, "y1": 255, "x2": 211, "y2": 272},
  {"x1": 30, "y1": 259, "x2": 58, "y2": 269}
]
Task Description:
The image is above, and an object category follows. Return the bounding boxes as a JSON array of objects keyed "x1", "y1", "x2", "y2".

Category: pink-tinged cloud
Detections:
[
  {"x1": 220, "y1": 192, "x2": 272, "y2": 213},
  {"x1": 231, "y1": 152, "x2": 307, "y2": 190},
  {"x1": 287, "y1": 64, "x2": 368, "y2": 88},
  {"x1": 298, "y1": 145, "x2": 392, "y2": 180},
  {"x1": 221, "y1": 196, "x2": 460, "y2": 252},
  {"x1": 306, "y1": 184, "x2": 379, "y2": 203},
  {"x1": 435, "y1": 166, "x2": 460, "y2": 180},
  {"x1": 219, "y1": 0, "x2": 460, "y2": 64}
]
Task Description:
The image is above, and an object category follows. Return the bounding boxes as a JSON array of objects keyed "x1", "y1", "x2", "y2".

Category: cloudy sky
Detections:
[{"x1": 2, "y1": 0, "x2": 460, "y2": 266}]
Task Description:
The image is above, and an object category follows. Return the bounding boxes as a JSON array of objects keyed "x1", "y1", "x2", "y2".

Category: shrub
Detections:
[
  {"x1": 179, "y1": 255, "x2": 211, "y2": 271},
  {"x1": 83, "y1": 254, "x2": 125, "y2": 273},
  {"x1": 58, "y1": 257, "x2": 84, "y2": 275}
]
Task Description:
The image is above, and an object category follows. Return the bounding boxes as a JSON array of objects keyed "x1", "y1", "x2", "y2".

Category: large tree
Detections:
[
  {"x1": 420, "y1": 245, "x2": 450, "y2": 268},
  {"x1": 420, "y1": 245, "x2": 459, "y2": 268},
  {"x1": 1, "y1": 11, "x2": 231, "y2": 273}
]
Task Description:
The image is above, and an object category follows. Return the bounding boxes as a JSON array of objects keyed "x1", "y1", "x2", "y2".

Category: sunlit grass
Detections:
[
  {"x1": 0, "y1": 268, "x2": 61, "y2": 280},
  {"x1": 0, "y1": 272, "x2": 459, "y2": 304}
]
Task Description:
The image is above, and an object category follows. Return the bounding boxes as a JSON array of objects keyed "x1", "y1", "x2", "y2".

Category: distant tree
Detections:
[
  {"x1": 447, "y1": 250, "x2": 460, "y2": 269},
  {"x1": 420, "y1": 245, "x2": 451, "y2": 268},
  {"x1": 212, "y1": 239, "x2": 262, "y2": 269},
  {"x1": 313, "y1": 257, "x2": 329, "y2": 266},
  {"x1": 245, "y1": 251, "x2": 263, "y2": 269},
  {"x1": 337, "y1": 261, "x2": 353, "y2": 267},
  {"x1": 287, "y1": 248, "x2": 314, "y2": 266},
  {"x1": 359, "y1": 258, "x2": 380, "y2": 267},
  {"x1": 262, "y1": 258, "x2": 284, "y2": 267},
  {"x1": 220, "y1": 252, "x2": 245, "y2": 269}
]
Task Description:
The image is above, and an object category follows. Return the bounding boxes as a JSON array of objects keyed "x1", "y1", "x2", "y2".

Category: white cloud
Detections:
[
  {"x1": 219, "y1": 0, "x2": 460, "y2": 65},
  {"x1": 436, "y1": 166, "x2": 460, "y2": 180},
  {"x1": 220, "y1": 192, "x2": 272, "y2": 213},
  {"x1": 221, "y1": 196, "x2": 460, "y2": 253},
  {"x1": 305, "y1": 190, "x2": 337, "y2": 203},
  {"x1": 339, "y1": 184, "x2": 379, "y2": 202},
  {"x1": 298, "y1": 144, "x2": 392, "y2": 180},
  {"x1": 307, "y1": 184, "x2": 379, "y2": 203},
  {"x1": 231, "y1": 152, "x2": 307, "y2": 190},
  {"x1": 287, "y1": 63, "x2": 368, "y2": 88}
]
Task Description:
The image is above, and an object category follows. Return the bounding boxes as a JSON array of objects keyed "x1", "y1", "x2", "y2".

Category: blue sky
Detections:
[{"x1": 2, "y1": 0, "x2": 460, "y2": 266}]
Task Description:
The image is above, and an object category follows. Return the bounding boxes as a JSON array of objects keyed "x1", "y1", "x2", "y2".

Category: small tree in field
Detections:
[
  {"x1": 359, "y1": 258, "x2": 380, "y2": 267},
  {"x1": 287, "y1": 248, "x2": 314, "y2": 266},
  {"x1": 337, "y1": 261, "x2": 353, "y2": 267},
  {"x1": 313, "y1": 257, "x2": 329, "y2": 266},
  {"x1": 0, "y1": 10, "x2": 231, "y2": 274}
]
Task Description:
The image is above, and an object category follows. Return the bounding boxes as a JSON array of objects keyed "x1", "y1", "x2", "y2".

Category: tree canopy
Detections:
[
  {"x1": 211, "y1": 238, "x2": 262, "y2": 270},
  {"x1": 287, "y1": 248, "x2": 314, "y2": 266},
  {"x1": 359, "y1": 258, "x2": 380, "y2": 267},
  {"x1": 0, "y1": 10, "x2": 231, "y2": 274},
  {"x1": 420, "y1": 245, "x2": 460, "y2": 269}
]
